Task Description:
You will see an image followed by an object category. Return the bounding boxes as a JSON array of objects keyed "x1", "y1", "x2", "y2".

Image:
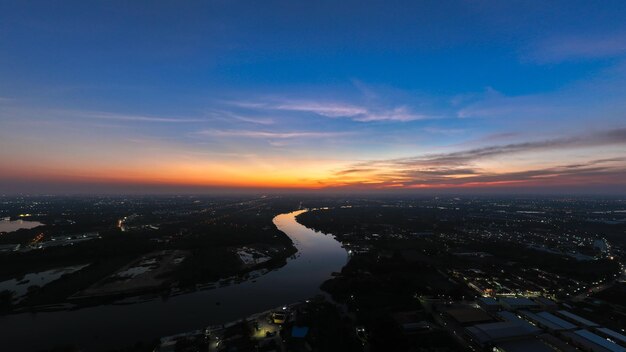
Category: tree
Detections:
[{"x1": 0, "y1": 289, "x2": 15, "y2": 312}]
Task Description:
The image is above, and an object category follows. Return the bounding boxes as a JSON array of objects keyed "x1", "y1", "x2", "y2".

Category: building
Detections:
[
  {"x1": 477, "y1": 297, "x2": 501, "y2": 312},
  {"x1": 493, "y1": 337, "x2": 558, "y2": 352},
  {"x1": 466, "y1": 321, "x2": 541, "y2": 346},
  {"x1": 499, "y1": 297, "x2": 539, "y2": 311},
  {"x1": 595, "y1": 328, "x2": 626, "y2": 348},
  {"x1": 534, "y1": 297, "x2": 559, "y2": 311},
  {"x1": 562, "y1": 329, "x2": 625, "y2": 352},
  {"x1": 556, "y1": 310, "x2": 600, "y2": 328},
  {"x1": 466, "y1": 311, "x2": 541, "y2": 346},
  {"x1": 539, "y1": 333, "x2": 581, "y2": 352},
  {"x1": 446, "y1": 308, "x2": 494, "y2": 326},
  {"x1": 519, "y1": 311, "x2": 577, "y2": 332}
]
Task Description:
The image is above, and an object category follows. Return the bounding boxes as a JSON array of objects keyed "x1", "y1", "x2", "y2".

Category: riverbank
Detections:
[
  {"x1": 0, "y1": 209, "x2": 347, "y2": 352},
  {"x1": 0, "y1": 201, "x2": 299, "y2": 313}
]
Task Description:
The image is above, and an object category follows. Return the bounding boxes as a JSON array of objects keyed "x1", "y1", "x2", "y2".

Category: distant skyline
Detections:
[{"x1": 1, "y1": 1, "x2": 626, "y2": 194}]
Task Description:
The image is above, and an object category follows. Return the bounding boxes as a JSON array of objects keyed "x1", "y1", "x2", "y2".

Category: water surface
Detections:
[
  {"x1": 0, "y1": 265, "x2": 89, "y2": 299},
  {"x1": 0, "y1": 219, "x2": 43, "y2": 233},
  {"x1": 0, "y1": 209, "x2": 346, "y2": 351}
]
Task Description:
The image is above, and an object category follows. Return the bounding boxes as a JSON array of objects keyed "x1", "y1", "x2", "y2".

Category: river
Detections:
[
  {"x1": 0, "y1": 209, "x2": 347, "y2": 351},
  {"x1": 0, "y1": 219, "x2": 43, "y2": 233}
]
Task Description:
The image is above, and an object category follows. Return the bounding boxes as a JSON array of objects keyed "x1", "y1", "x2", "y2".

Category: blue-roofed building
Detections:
[
  {"x1": 596, "y1": 328, "x2": 626, "y2": 347},
  {"x1": 478, "y1": 297, "x2": 501, "y2": 312},
  {"x1": 497, "y1": 311, "x2": 538, "y2": 330},
  {"x1": 446, "y1": 308, "x2": 494, "y2": 326},
  {"x1": 494, "y1": 337, "x2": 558, "y2": 352},
  {"x1": 519, "y1": 310, "x2": 577, "y2": 332},
  {"x1": 466, "y1": 312, "x2": 541, "y2": 346},
  {"x1": 539, "y1": 333, "x2": 581, "y2": 352},
  {"x1": 563, "y1": 329, "x2": 626, "y2": 352},
  {"x1": 466, "y1": 321, "x2": 541, "y2": 346},
  {"x1": 533, "y1": 297, "x2": 559, "y2": 311},
  {"x1": 500, "y1": 297, "x2": 539, "y2": 311},
  {"x1": 557, "y1": 310, "x2": 600, "y2": 328}
]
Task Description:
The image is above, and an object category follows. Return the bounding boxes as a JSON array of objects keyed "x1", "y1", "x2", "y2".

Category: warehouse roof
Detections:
[{"x1": 557, "y1": 310, "x2": 599, "y2": 328}]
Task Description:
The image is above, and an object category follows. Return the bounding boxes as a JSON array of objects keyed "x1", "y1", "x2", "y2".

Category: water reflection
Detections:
[
  {"x1": 0, "y1": 265, "x2": 89, "y2": 300},
  {"x1": 0, "y1": 219, "x2": 43, "y2": 233},
  {"x1": 0, "y1": 209, "x2": 347, "y2": 351}
]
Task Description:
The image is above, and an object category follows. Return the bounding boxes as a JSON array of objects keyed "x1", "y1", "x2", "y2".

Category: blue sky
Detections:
[{"x1": 1, "y1": 1, "x2": 626, "y2": 193}]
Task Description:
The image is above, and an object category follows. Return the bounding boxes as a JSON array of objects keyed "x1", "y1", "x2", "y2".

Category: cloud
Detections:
[
  {"x1": 82, "y1": 111, "x2": 205, "y2": 123},
  {"x1": 453, "y1": 65, "x2": 626, "y2": 143},
  {"x1": 0, "y1": 105, "x2": 207, "y2": 124},
  {"x1": 335, "y1": 167, "x2": 377, "y2": 176},
  {"x1": 456, "y1": 88, "x2": 566, "y2": 119},
  {"x1": 421, "y1": 127, "x2": 467, "y2": 136},
  {"x1": 384, "y1": 128, "x2": 626, "y2": 167},
  {"x1": 528, "y1": 32, "x2": 626, "y2": 63},
  {"x1": 331, "y1": 160, "x2": 626, "y2": 189},
  {"x1": 352, "y1": 106, "x2": 431, "y2": 122},
  {"x1": 330, "y1": 128, "x2": 626, "y2": 188},
  {"x1": 205, "y1": 109, "x2": 275, "y2": 125},
  {"x1": 229, "y1": 99, "x2": 432, "y2": 122},
  {"x1": 273, "y1": 101, "x2": 368, "y2": 118},
  {"x1": 194, "y1": 129, "x2": 348, "y2": 139},
  {"x1": 229, "y1": 114, "x2": 275, "y2": 125}
]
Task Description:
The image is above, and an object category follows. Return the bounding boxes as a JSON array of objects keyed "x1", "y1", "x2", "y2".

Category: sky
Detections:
[{"x1": 1, "y1": 0, "x2": 626, "y2": 194}]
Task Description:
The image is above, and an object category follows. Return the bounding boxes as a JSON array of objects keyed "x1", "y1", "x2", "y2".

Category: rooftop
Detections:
[
  {"x1": 467, "y1": 321, "x2": 540, "y2": 344},
  {"x1": 534, "y1": 297, "x2": 558, "y2": 307},
  {"x1": 477, "y1": 297, "x2": 499, "y2": 306},
  {"x1": 446, "y1": 308, "x2": 493, "y2": 324},
  {"x1": 495, "y1": 337, "x2": 557, "y2": 352},
  {"x1": 557, "y1": 310, "x2": 600, "y2": 328},
  {"x1": 597, "y1": 328, "x2": 626, "y2": 345},
  {"x1": 500, "y1": 297, "x2": 539, "y2": 308},
  {"x1": 520, "y1": 310, "x2": 576, "y2": 331},
  {"x1": 573, "y1": 329, "x2": 625, "y2": 352}
]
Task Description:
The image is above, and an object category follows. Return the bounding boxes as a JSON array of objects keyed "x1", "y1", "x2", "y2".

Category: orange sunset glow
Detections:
[{"x1": 1, "y1": 1, "x2": 626, "y2": 194}]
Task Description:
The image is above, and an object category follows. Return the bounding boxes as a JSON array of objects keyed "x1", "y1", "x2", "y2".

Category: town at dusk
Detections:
[{"x1": 1, "y1": 1, "x2": 625, "y2": 352}]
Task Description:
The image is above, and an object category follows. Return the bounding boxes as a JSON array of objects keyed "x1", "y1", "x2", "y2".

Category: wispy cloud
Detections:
[
  {"x1": 352, "y1": 106, "x2": 431, "y2": 122},
  {"x1": 0, "y1": 105, "x2": 207, "y2": 124},
  {"x1": 229, "y1": 114, "x2": 275, "y2": 125},
  {"x1": 229, "y1": 99, "x2": 432, "y2": 122},
  {"x1": 456, "y1": 87, "x2": 566, "y2": 119},
  {"x1": 206, "y1": 109, "x2": 275, "y2": 125},
  {"x1": 368, "y1": 128, "x2": 626, "y2": 167},
  {"x1": 330, "y1": 159, "x2": 626, "y2": 189},
  {"x1": 330, "y1": 128, "x2": 626, "y2": 188},
  {"x1": 527, "y1": 32, "x2": 626, "y2": 63},
  {"x1": 81, "y1": 111, "x2": 206, "y2": 123},
  {"x1": 194, "y1": 129, "x2": 349, "y2": 139},
  {"x1": 273, "y1": 101, "x2": 368, "y2": 118},
  {"x1": 421, "y1": 127, "x2": 467, "y2": 136}
]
